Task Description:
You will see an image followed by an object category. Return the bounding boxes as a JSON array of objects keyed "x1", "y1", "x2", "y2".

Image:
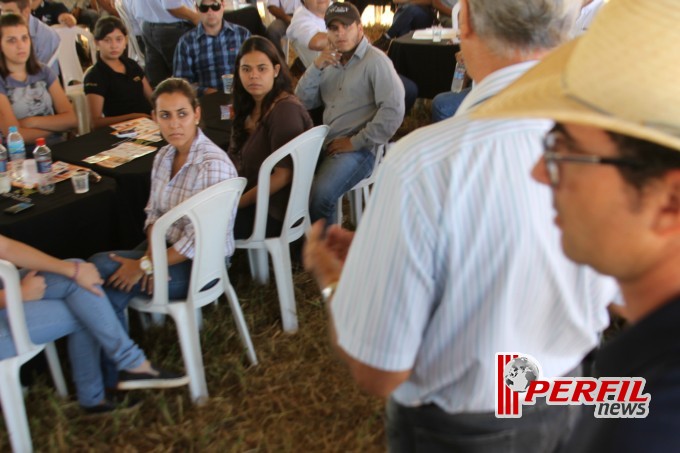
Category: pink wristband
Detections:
[{"x1": 72, "y1": 261, "x2": 80, "y2": 280}]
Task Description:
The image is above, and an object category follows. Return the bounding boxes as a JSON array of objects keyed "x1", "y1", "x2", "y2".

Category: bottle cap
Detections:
[
  {"x1": 35, "y1": 138, "x2": 46, "y2": 146},
  {"x1": 8, "y1": 126, "x2": 17, "y2": 133}
]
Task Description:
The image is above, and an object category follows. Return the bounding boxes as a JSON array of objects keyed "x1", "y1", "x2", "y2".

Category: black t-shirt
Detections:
[
  {"x1": 32, "y1": 1, "x2": 69, "y2": 26},
  {"x1": 84, "y1": 57, "x2": 152, "y2": 117}
]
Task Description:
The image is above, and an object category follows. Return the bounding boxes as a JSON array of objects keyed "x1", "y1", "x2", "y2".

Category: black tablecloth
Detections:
[
  {"x1": 224, "y1": 6, "x2": 267, "y2": 36},
  {"x1": 51, "y1": 130, "x2": 156, "y2": 248},
  {"x1": 200, "y1": 91, "x2": 233, "y2": 150},
  {"x1": 388, "y1": 31, "x2": 459, "y2": 99},
  {"x1": 0, "y1": 176, "x2": 117, "y2": 259}
]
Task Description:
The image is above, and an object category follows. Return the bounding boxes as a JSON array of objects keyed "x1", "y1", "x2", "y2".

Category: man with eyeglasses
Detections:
[
  {"x1": 137, "y1": 0, "x2": 199, "y2": 87},
  {"x1": 173, "y1": 0, "x2": 250, "y2": 96},
  {"x1": 303, "y1": 0, "x2": 619, "y2": 450},
  {"x1": 474, "y1": 0, "x2": 680, "y2": 449}
]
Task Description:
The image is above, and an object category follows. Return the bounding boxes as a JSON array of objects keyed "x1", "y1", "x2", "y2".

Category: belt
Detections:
[{"x1": 145, "y1": 21, "x2": 192, "y2": 28}]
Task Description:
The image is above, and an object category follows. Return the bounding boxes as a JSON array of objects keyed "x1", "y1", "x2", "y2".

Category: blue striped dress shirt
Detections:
[{"x1": 331, "y1": 61, "x2": 619, "y2": 413}]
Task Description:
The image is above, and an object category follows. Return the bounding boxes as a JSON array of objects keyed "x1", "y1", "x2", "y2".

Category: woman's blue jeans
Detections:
[
  {"x1": 89, "y1": 248, "x2": 192, "y2": 388},
  {"x1": 0, "y1": 261, "x2": 146, "y2": 407}
]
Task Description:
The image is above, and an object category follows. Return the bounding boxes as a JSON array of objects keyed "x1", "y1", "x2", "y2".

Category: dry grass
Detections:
[
  {"x1": 0, "y1": 24, "x2": 438, "y2": 451},
  {"x1": 8, "y1": 262, "x2": 387, "y2": 452}
]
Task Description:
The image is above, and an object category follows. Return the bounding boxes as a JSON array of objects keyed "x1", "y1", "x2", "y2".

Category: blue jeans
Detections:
[
  {"x1": 388, "y1": 4, "x2": 435, "y2": 38},
  {"x1": 431, "y1": 87, "x2": 471, "y2": 123},
  {"x1": 0, "y1": 261, "x2": 146, "y2": 407},
  {"x1": 310, "y1": 147, "x2": 375, "y2": 224},
  {"x1": 89, "y1": 247, "x2": 193, "y2": 387}
]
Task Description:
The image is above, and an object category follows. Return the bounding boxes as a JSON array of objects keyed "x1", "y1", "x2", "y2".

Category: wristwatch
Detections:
[
  {"x1": 139, "y1": 256, "x2": 154, "y2": 276},
  {"x1": 321, "y1": 282, "x2": 338, "y2": 303}
]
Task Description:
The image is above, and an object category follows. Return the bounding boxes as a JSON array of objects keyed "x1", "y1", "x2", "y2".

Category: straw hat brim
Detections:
[{"x1": 472, "y1": 38, "x2": 680, "y2": 152}]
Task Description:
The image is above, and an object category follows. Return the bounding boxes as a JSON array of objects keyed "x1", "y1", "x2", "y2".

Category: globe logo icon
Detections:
[{"x1": 504, "y1": 356, "x2": 540, "y2": 393}]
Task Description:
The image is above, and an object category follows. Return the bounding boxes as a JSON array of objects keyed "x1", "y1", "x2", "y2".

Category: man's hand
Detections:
[
  {"x1": 304, "y1": 220, "x2": 354, "y2": 289},
  {"x1": 326, "y1": 137, "x2": 354, "y2": 155},
  {"x1": 21, "y1": 270, "x2": 46, "y2": 302},
  {"x1": 106, "y1": 254, "x2": 144, "y2": 293},
  {"x1": 74, "y1": 262, "x2": 104, "y2": 296},
  {"x1": 58, "y1": 13, "x2": 77, "y2": 27},
  {"x1": 313, "y1": 47, "x2": 341, "y2": 70}
]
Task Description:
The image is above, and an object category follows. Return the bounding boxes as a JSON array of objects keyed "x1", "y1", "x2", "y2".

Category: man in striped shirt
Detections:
[
  {"x1": 173, "y1": 0, "x2": 250, "y2": 96},
  {"x1": 304, "y1": 0, "x2": 619, "y2": 451},
  {"x1": 475, "y1": 0, "x2": 680, "y2": 450}
]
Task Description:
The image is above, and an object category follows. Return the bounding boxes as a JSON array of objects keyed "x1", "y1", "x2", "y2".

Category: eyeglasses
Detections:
[
  {"x1": 541, "y1": 131, "x2": 643, "y2": 187},
  {"x1": 197, "y1": 2, "x2": 221, "y2": 12}
]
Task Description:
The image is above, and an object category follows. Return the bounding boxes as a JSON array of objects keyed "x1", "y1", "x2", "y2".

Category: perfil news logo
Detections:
[{"x1": 495, "y1": 353, "x2": 650, "y2": 419}]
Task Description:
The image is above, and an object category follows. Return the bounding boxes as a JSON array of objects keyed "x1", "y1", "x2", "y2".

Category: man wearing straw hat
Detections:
[
  {"x1": 304, "y1": 0, "x2": 619, "y2": 450},
  {"x1": 472, "y1": 0, "x2": 680, "y2": 449}
]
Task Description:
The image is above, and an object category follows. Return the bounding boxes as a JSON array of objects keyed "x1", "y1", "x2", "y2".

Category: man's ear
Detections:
[
  {"x1": 651, "y1": 170, "x2": 680, "y2": 235},
  {"x1": 458, "y1": 0, "x2": 473, "y2": 40}
]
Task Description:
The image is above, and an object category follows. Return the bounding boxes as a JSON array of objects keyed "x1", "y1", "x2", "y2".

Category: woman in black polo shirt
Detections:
[{"x1": 84, "y1": 17, "x2": 152, "y2": 130}]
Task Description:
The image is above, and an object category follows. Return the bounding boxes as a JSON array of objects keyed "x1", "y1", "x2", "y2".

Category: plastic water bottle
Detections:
[
  {"x1": 0, "y1": 142, "x2": 10, "y2": 193},
  {"x1": 7, "y1": 126, "x2": 25, "y2": 182},
  {"x1": 451, "y1": 61, "x2": 466, "y2": 93},
  {"x1": 33, "y1": 138, "x2": 55, "y2": 194}
]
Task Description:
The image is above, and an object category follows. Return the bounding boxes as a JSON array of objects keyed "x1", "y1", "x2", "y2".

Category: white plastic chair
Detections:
[
  {"x1": 114, "y1": 0, "x2": 145, "y2": 67},
  {"x1": 0, "y1": 260, "x2": 67, "y2": 453},
  {"x1": 337, "y1": 144, "x2": 387, "y2": 226},
  {"x1": 236, "y1": 125, "x2": 329, "y2": 333},
  {"x1": 128, "y1": 178, "x2": 257, "y2": 404},
  {"x1": 50, "y1": 25, "x2": 97, "y2": 87}
]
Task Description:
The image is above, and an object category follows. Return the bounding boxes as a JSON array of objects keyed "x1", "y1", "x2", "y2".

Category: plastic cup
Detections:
[
  {"x1": 432, "y1": 25, "x2": 442, "y2": 43},
  {"x1": 222, "y1": 74, "x2": 234, "y2": 94},
  {"x1": 71, "y1": 169, "x2": 89, "y2": 194},
  {"x1": 21, "y1": 159, "x2": 38, "y2": 187}
]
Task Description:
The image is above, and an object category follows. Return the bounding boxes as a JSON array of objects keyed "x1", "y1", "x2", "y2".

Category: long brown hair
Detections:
[
  {"x1": 231, "y1": 36, "x2": 294, "y2": 152},
  {"x1": 0, "y1": 14, "x2": 41, "y2": 78}
]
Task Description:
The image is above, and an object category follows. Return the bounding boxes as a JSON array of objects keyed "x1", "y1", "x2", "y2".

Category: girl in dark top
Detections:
[
  {"x1": 84, "y1": 17, "x2": 152, "y2": 130},
  {"x1": 229, "y1": 36, "x2": 312, "y2": 238}
]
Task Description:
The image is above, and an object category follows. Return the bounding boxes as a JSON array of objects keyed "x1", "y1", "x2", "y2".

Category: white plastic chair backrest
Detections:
[
  {"x1": 114, "y1": 0, "x2": 145, "y2": 66},
  {"x1": 0, "y1": 260, "x2": 40, "y2": 358},
  {"x1": 249, "y1": 125, "x2": 328, "y2": 242},
  {"x1": 51, "y1": 25, "x2": 97, "y2": 87},
  {"x1": 147, "y1": 178, "x2": 247, "y2": 307}
]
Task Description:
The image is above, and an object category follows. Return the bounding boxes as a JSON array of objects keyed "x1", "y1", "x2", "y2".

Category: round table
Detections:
[{"x1": 388, "y1": 31, "x2": 459, "y2": 99}]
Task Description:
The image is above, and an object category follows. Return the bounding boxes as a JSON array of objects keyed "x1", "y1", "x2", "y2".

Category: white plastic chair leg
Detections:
[
  {"x1": 265, "y1": 237, "x2": 298, "y2": 333},
  {"x1": 44, "y1": 342, "x2": 67, "y2": 398},
  {"x1": 0, "y1": 359, "x2": 34, "y2": 453},
  {"x1": 223, "y1": 278, "x2": 258, "y2": 365},
  {"x1": 169, "y1": 305, "x2": 208, "y2": 404},
  {"x1": 247, "y1": 249, "x2": 269, "y2": 284}
]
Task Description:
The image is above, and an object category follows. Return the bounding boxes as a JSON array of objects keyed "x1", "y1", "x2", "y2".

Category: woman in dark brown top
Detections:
[{"x1": 229, "y1": 36, "x2": 313, "y2": 239}]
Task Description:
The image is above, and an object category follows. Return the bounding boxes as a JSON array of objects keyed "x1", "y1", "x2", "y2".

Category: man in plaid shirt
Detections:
[{"x1": 173, "y1": 0, "x2": 250, "y2": 96}]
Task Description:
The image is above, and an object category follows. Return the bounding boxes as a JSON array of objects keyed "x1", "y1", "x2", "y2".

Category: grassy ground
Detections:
[{"x1": 0, "y1": 25, "x2": 440, "y2": 451}]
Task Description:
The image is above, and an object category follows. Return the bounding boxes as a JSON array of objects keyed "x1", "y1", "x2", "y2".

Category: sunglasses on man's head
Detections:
[{"x1": 198, "y1": 2, "x2": 221, "y2": 12}]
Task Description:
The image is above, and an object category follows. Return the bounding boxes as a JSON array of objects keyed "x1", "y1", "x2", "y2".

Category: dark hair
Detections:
[
  {"x1": 231, "y1": 36, "x2": 293, "y2": 152},
  {"x1": 151, "y1": 77, "x2": 199, "y2": 111},
  {"x1": 610, "y1": 132, "x2": 680, "y2": 192},
  {"x1": 0, "y1": 13, "x2": 41, "y2": 78},
  {"x1": 93, "y1": 16, "x2": 128, "y2": 41},
  {"x1": 0, "y1": 0, "x2": 29, "y2": 10}
]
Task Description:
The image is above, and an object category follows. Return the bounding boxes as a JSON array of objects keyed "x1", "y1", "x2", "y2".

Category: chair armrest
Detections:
[{"x1": 0, "y1": 260, "x2": 36, "y2": 356}]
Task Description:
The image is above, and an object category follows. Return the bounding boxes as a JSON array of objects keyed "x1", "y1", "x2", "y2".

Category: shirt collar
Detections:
[
  {"x1": 457, "y1": 61, "x2": 539, "y2": 115},
  {"x1": 163, "y1": 129, "x2": 208, "y2": 166}
]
